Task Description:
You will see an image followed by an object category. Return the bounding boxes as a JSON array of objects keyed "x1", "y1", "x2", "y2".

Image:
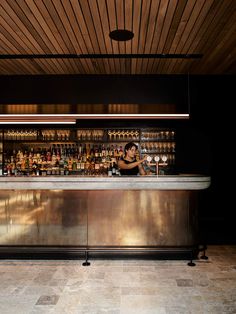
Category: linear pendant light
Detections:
[
  {"x1": 0, "y1": 54, "x2": 203, "y2": 60},
  {"x1": 0, "y1": 114, "x2": 76, "y2": 124},
  {"x1": 0, "y1": 113, "x2": 189, "y2": 124}
]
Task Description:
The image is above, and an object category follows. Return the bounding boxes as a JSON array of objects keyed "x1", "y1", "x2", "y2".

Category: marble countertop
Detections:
[{"x1": 0, "y1": 175, "x2": 211, "y2": 190}]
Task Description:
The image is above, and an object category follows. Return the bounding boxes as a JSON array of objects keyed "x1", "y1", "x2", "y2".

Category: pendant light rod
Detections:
[{"x1": 0, "y1": 54, "x2": 203, "y2": 60}]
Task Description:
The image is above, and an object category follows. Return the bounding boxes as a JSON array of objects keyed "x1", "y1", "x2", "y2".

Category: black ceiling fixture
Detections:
[{"x1": 109, "y1": 29, "x2": 134, "y2": 41}]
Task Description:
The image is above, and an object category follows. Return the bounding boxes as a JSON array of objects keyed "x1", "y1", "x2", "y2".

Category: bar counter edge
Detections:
[{"x1": 0, "y1": 175, "x2": 211, "y2": 190}]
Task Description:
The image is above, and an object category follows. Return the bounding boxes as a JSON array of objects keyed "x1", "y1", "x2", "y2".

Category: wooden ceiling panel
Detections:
[
  {"x1": 1, "y1": 1, "x2": 44, "y2": 53},
  {"x1": 173, "y1": 0, "x2": 215, "y2": 74},
  {"x1": 124, "y1": 0, "x2": 132, "y2": 55},
  {"x1": 147, "y1": 0, "x2": 169, "y2": 74},
  {"x1": 130, "y1": 0, "x2": 141, "y2": 74},
  {"x1": 0, "y1": 0, "x2": 235, "y2": 75},
  {"x1": 152, "y1": 0, "x2": 179, "y2": 73},
  {"x1": 116, "y1": 0, "x2": 126, "y2": 73},
  {"x1": 106, "y1": 0, "x2": 121, "y2": 73},
  {"x1": 191, "y1": 0, "x2": 236, "y2": 74},
  {"x1": 165, "y1": 0, "x2": 204, "y2": 74},
  {"x1": 96, "y1": 0, "x2": 115, "y2": 73},
  {"x1": 141, "y1": 0, "x2": 160, "y2": 74}
]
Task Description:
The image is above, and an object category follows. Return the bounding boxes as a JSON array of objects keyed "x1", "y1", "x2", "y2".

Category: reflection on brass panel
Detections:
[
  {"x1": 0, "y1": 190, "x2": 87, "y2": 246},
  {"x1": 87, "y1": 190, "x2": 197, "y2": 246},
  {"x1": 0, "y1": 189, "x2": 198, "y2": 248}
]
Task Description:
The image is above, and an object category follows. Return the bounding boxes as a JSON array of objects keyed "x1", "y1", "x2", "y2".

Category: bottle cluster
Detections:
[{"x1": 4, "y1": 143, "x2": 124, "y2": 176}]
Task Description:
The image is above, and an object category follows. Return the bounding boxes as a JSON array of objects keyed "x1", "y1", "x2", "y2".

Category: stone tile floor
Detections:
[{"x1": 0, "y1": 245, "x2": 236, "y2": 313}]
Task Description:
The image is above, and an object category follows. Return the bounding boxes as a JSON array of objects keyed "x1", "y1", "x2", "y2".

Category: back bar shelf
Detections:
[{"x1": 1, "y1": 127, "x2": 176, "y2": 176}]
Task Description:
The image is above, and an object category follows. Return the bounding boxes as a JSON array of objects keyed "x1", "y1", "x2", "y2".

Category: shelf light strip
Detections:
[
  {"x1": 69, "y1": 114, "x2": 190, "y2": 119},
  {"x1": 0, "y1": 115, "x2": 76, "y2": 124},
  {"x1": 0, "y1": 113, "x2": 189, "y2": 120},
  {"x1": 0, "y1": 121, "x2": 76, "y2": 124}
]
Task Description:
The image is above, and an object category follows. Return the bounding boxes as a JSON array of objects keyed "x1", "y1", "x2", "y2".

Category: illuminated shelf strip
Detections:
[
  {"x1": 0, "y1": 115, "x2": 77, "y2": 124},
  {"x1": 0, "y1": 114, "x2": 189, "y2": 120},
  {"x1": 70, "y1": 114, "x2": 189, "y2": 119},
  {"x1": 0, "y1": 121, "x2": 75, "y2": 124}
]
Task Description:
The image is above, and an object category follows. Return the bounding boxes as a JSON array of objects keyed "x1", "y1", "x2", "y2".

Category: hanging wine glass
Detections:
[
  {"x1": 107, "y1": 130, "x2": 112, "y2": 140},
  {"x1": 117, "y1": 130, "x2": 121, "y2": 140}
]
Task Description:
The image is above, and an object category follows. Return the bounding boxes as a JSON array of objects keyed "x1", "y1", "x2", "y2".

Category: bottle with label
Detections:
[
  {"x1": 119, "y1": 146, "x2": 123, "y2": 157},
  {"x1": 108, "y1": 162, "x2": 112, "y2": 177},
  {"x1": 112, "y1": 162, "x2": 117, "y2": 176}
]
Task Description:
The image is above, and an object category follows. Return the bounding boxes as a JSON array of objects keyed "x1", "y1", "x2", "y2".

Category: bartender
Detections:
[{"x1": 118, "y1": 142, "x2": 147, "y2": 175}]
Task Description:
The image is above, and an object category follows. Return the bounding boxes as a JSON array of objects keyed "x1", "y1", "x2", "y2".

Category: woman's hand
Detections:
[
  {"x1": 140, "y1": 154, "x2": 148, "y2": 163},
  {"x1": 138, "y1": 155, "x2": 147, "y2": 175}
]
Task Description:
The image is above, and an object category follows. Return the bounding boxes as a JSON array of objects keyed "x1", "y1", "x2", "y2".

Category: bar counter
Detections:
[
  {"x1": 0, "y1": 175, "x2": 210, "y2": 261},
  {"x1": 0, "y1": 175, "x2": 210, "y2": 190}
]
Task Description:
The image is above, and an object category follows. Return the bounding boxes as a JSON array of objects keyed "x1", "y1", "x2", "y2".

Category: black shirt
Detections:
[{"x1": 119, "y1": 158, "x2": 139, "y2": 176}]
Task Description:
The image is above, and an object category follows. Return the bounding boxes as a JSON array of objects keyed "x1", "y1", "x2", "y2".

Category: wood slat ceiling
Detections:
[{"x1": 0, "y1": 0, "x2": 235, "y2": 75}]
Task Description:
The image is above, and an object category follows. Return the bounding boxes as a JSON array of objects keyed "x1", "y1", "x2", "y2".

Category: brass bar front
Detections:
[
  {"x1": 0, "y1": 189, "x2": 197, "y2": 248},
  {"x1": 0, "y1": 190, "x2": 87, "y2": 246}
]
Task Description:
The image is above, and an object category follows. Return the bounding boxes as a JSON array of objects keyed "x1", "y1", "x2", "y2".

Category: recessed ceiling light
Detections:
[{"x1": 109, "y1": 29, "x2": 134, "y2": 41}]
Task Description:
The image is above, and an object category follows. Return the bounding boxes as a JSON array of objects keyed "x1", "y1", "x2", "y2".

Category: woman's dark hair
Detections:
[{"x1": 124, "y1": 142, "x2": 138, "y2": 154}]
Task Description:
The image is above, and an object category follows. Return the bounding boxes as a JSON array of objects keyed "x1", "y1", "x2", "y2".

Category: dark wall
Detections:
[
  {"x1": 0, "y1": 74, "x2": 235, "y2": 243},
  {"x1": 190, "y1": 76, "x2": 235, "y2": 244},
  {"x1": 0, "y1": 74, "x2": 188, "y2": 106}
]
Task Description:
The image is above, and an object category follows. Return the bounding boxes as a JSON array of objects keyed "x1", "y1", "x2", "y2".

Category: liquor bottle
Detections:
[
  {"x1": 59, "y1": 157, "x2": 65, "y2": 175},
  {"x1": 119, "y1": 146, "x2": 123, "y2": 157},
  {"x1": 3, "y1": 162, "x2": 8, "y2": 176},
  {"x1": 94, "y1": 145, "x2": 99, "y2": 158},
  {"x1": 116, "y1": 165, "x2": 120, "y2": 176},
  {"x1": 51, "y1": 148, "x2": 57, "y2": 165},
  {"x1": 72, "y1": 160, "x2": 77, "y2": 171},
  {"x1": 90, "y1": 145, "x2": 94, "y2": 159},
  {"x1": 32, "y1": 161, "x2": 38, "y2": 175},
  {"x1": 46, "y1": 149, "x2": 51, "y2": 162},
  {"x1": 68, "y1": 158, "x2": 72, "y2": 171},
  {"x1": 114, "y1": 145, "x2": 119, "y2": 157},
  {"x1": 101, "y1": 144, "x2": 106, "y2": 157},
  {"x1": 78, "y1": 143, "x2": 82, "y2": 157},
  {"x1": 108, "y1": 163, "x2": 112, "y2": 177},
  {"x1": 110, "y1": 145, "x2": 114, "y2": 157},
  {"x1": 64, "y1": 159, "x2": 69, "y2": 175},
  {"x1": 94, "y1": 161, "x2": 100, "y2": 176},
  {"x1": 112, "y1": 162, "x2": 116, "y2": 176}
]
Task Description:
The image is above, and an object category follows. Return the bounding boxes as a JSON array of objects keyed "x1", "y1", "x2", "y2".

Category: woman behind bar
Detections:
[{"x1": 118, "y1": 142, "x2": 147, "y2": 175}]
